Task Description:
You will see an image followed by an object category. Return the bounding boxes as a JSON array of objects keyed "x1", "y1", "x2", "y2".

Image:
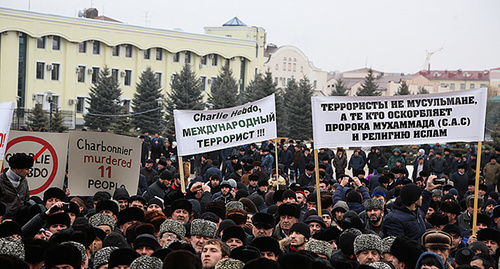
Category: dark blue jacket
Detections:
[{"x1": 382, "y1": 189, "x2": 431, "y2": 241}]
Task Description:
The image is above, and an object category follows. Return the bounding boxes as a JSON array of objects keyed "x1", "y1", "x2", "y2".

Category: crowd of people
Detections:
[{"x1": 1, "y1": 135, "x2": 500, "y2": 269}]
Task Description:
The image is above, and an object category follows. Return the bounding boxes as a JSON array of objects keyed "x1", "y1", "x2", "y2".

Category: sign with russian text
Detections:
[
  {"x1": 175, "y1": 94, "x2": 277, "y2": 156},
  {"x1": 311, "y1": 88, "x2": 487, "y2": 148},
  {"x1": 3, "y1": 131, "x2": 68, "y2": 196},
  {"x1": 68, "y1": 131, "x2": 141, "y2": 196},
  {"x1": 0, "y1": 102, "x2": 15, "y2": 161}
]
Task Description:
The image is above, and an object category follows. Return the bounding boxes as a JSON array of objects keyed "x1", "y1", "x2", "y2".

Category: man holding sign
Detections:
[{"x1": 0, "y1": 153, "x2": 34, "y2": 213}]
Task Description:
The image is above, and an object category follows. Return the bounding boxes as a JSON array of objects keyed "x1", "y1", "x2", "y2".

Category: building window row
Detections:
[{"x1": 36, "y1": 62, "x2": 61, "y2": 81}]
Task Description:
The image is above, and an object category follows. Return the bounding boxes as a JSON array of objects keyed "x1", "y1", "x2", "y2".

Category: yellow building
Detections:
[
  {"x1": 0, "y1": 8, "x2": 264, "y2": 128},
  {"x1": 418, "y1": 70, "x2": 491, "y2": 96}
]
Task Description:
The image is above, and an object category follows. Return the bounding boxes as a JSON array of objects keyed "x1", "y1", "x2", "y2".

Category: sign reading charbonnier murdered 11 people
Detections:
[
  {"x1": 68, "y1": 131, "x2": 141, "y2": 196},
  {"x1": 174, "y1": 94, "x2": 277, "y2": 156},
  {"x1": 311, "y1": 88, "x2": 487, "y2": 148}
]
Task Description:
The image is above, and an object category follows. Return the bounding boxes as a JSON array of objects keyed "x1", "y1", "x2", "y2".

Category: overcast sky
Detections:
[{"x1": 2, "y1": 0, "x2": 499, "y2": 74}]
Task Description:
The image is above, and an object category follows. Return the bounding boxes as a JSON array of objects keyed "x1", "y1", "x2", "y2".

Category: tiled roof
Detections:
[{"x1": 418, "y1": 70, "x2": 489, "y2": 80}]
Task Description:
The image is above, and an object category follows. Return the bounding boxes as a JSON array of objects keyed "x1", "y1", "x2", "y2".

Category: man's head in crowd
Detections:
[
  {"x1": 44, "y1": 187, "x2": 67, "y2": 210},
  {"x1": 250, "y1": 236, "x2": 281, "y2": 261},
  {"x1": 129, "y1": 195, "x2": 147, "y2": 211},
  {"x1": 219, "y1": 181, "x2": 232, "y2": 197},
  {"x1": 282, "y1": 190, "x2": 297, "y2": 204},
  {"x1": 332, "y1": 201, "x2": 348, "y2": 223},
  {"x1": 477, "y1": 228, "x2": 500, "y2": 255},
  {"x1": 248, "y1": 174, "x2": 259, "y2": 188},
  {"x1": 422, "y1": 230, "x2": 452, "y2": 265},
  {"x1": 221, "y1": 226, "x2": 246, "y2": 250},
  {"x1": 210, "y1": 174, "x2": 220, "y2": 188},
  {"x1": 278, "y1": 204, "x2": 300, "y2": 235},
  {"x1": 201, "y1": 239, "x2": 230, "y2": 269},
  {"x1": 147, "y1": 197, "x2": 164, "y2": 213},
  {"x1": 171, "y1": 199, "x2": 192, "y2": 224},
  {"x1": 89, "y1": 213, "x2": 115, "y2": 235},
  {"x1": 364, "y1": 199, "x2": 384, "y2": 225},
  {"x1": 354, "y1": 234, "x2": 382, "y2": 265},
  {"x1": 7, "y1": 152, "x2": 34, "y2": 179},
  {"x1": 47, "y1": 212, "x2": 71, "y2": 235},
  {"x1": 289, "y1": 222, "x2": 310, "y2": 251},
  {"x1": 158, "y1": 219, "x2": 186, "y2": 247},
  {"x1": 117, "y1": 207, "x2": 145, "y2": 234},
  {"x1": 133, "y1": 234, "x2": 161, "y2": 256},
  {"x1": 96, "y1": 199, "x2": 119, "y2": 222},
  {"x1": 252, "y1": 213, "x2": 275, "y2": 237},
  {"x1": 304, "y1": 215, "x2": 325, "y2": 235},
  {"x1": 190, "y1": 219, "x2": 217, "y2": 253}
]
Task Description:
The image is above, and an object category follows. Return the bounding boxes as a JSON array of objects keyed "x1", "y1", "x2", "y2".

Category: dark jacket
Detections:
[
  {"x1": 333, "y1": 154, "x2": 347, "y2": 175},
  {"x1": 142, "y1": 180, "x2": 171, "y2": 201},
  {"x1": 430, "y1": 158, "x2": 447, "y2": 174},
  {"x1": 0, "y1": 169, "x2": 30, "y2": 214},
  {"x1": 348, "y1": 155, "x2": 365, "y2": 172},
  {"x1": 382, "y1": 189, "x2": 431, "y2": 241},
  {"x1": 451, "y1": 171, "x2": 470, "y2": 198},
  {"x1": 140, "y1": 167, "x2": 158, "y2": 187},
  {"x1": 369, "y1": 152, "x2": 387, "y2": 171}
]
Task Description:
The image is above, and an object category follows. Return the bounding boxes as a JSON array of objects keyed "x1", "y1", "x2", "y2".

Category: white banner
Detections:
[
  {"x1": 312, "y1": 88, "x2": 487, "y2": 148},
  {"x1": 0, "y1": 102, "x2": 15, "y2": 161},
  {"x1": 3, "y1": 131, "x2": 68, "y2": 196},
  {"x1": 68, "y1": 131, "x2": 141, "y2": 196},
  {"x1": 174, "y1": 94, "x2": 277, "y2": 156}
]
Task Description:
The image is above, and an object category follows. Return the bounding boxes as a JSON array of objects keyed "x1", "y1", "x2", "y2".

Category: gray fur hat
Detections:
[
  {"x1": 62, "y1": 241, "x2": 87, "y2": 263},
  {"x1": 353, "y1": 234, "x2": 382, "y2": 254},
  {"x1": 190, "y1": 219, "x2": 217, "y2": 238},
  {"x1": 369, "y1": 260, "x2": 395, "y2": 269},
  {"x1": 215, "y1": 258, "x2": 245, "y2": 269},
  {"x1": 159, "y1": 219, "x2": 186, "y2": 239},
  {"x1": 89, "y1": 213, "x2": 115, "y2": 230},
  {"x1": 0, "y1": 237, "x2": 25, "y2": 260},
  {"x1": 380, "y1": 236, "x2": 396, "y2": 254},
  {"x1": 94, "y1": 246, "x2": 118, "y2": 268},
  {"x1": 364, "y1": 199, "x2": 384, "y2": 211},
  {"x1": 226, "y1": 201, "x2": 244, "y2": 213},
  {"x1": 332, "y1": 201, "x2": 349, "y2": 212},
  {"x1": 130, "y1": 256, "x2": 163, "y2": 269},
  {"x1": 305, "y1": 239, "x2": 333, "y2": 259}
]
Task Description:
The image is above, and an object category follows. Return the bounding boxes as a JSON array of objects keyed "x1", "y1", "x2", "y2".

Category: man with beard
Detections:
[
  {"x1": 212, "y1": 180, "x2": 235, "y2": 205},
  {"x1": 251, "y1": 212, "x2": 275, "y2": 237},
  {"x1": 272, "y1": 203, "x2": 300, "y2": 240},
  {"x1": 287, "y1": 222, "x2": 310, "y2": 252},
  {"x1": 364, "y1": 199, "x2": 385, "y2": 236},
  {"x1": 191, "y1": 219, "x2": 218, "y2": 254},
  {"x1": 140, "y1": 159, "x2": 158, "y2": 186}
]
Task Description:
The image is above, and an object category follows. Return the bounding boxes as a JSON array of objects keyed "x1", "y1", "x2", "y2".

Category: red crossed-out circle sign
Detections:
[{"x1": 4, "y1": 136, "x2": 58, "y2": 195}]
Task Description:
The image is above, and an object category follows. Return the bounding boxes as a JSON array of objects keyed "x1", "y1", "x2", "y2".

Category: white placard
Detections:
[
  {"x1": 312, "y1": 88, "x2": 487, "y2": 148},
  {"x1": 175, "y1": 94, "x2": 277, "y2": 156},
  {"x1": 0, "y1": 102, "x2": 15, "y2": 161}
]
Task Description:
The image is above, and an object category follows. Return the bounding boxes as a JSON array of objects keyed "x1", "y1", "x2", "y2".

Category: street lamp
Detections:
[
  {"x1": 46, "y1": 91, "x2": 54, "y2": 132},
  {"x1": 155, "y1": 97, "x2": 164, "y2": 133}
]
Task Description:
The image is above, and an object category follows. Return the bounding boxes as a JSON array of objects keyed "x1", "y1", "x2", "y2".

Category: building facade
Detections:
[{"x1": 0, "y1": 8, "x2": 264, "y2": 128}]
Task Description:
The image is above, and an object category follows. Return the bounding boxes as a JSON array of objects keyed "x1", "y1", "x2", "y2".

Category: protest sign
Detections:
[
  {"x1": 0, "y1": 102, "x2": 15, "y2": 161},
  {"x1": 174, "y1": 94, "x2": 277, "y2": 156},
  {"x1": 3, "y1": 131, "x2": 68, "y2": 196},
  {"x1": 68, "y1": 131, "x2": 141, "y2": 196},
  {"x1": 312, "y1": 88, "x2": 487, "y2": 148}
]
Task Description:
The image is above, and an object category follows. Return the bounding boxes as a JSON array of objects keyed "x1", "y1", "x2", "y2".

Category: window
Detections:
[
  {"x1": 91, "y1": 67, "x2": 100, "y2": 84},
  {"x1": 450, "y1": 83, "x2": 455, "y2": 90},
  {"x1": 313, "y1": 80, "x2": 317, "y2": 89},
  {"x1": 281, "y1": 77, "x2": 285, "y2": 86},
  {"x1": 184, "y1": 51, "x2": 191, "y2": 64},
  {"x1": 52, "y1": 36, "x2": 60, "y2": 50},
  {"x1": 50, "y1": 96, "x2": 60, "y2": 108},
  {"x1": 155, "y1": 72, "x2": 162, "y2": 88},
  {"x1": 480, "y1": 84, "x2": 486, "y2": 88},
  {"x1": 36, "y1": 62, "x2": 45, "y2": 79},
  {"x1": 76, "y1": 97, "x2": 85, "y2": 113},
  {"x1": 144, "y1": 49, "x2": 151, "y2": 59},
  {"x1": 283, "y1": 61, "x2": 286, "y2": 71},
  {"x1": 288, "y1": 63, "x2": 291, "y2": 71},
  {"x1": 112, "y1": 45, "x2": 120, "y2": 56},
  {"x1": 77, "y1": 66, "x2": 86, "y2": 83},
  {"x1": 274, "y1": 77, "x2": 278, "y2": 84},
  {"x1": 275, "y1": 64, "x2": 278, "y2": 70},
  {"x1": 156, "y1": 48, "x2": 162, "y2": 60},
  {"x1": 287, "y1": 78, "x2": 291, "y2": 84},
  {"x1": 460, "y1": 83, "x2": 465, "y2": 90},
  {"x1": 200, "y1": 76, "x2": 207, "y2": 91},
  {"x1": 78, "y1": 42, "x2": 86, "y2": 53},
  {"x1": 37, "y1": 37, "x2": 45, "y2": 49},
  {"x1": 225, "y1": 59, "x2": 230, "y2": 66},
  {"x1": 51, "y1": 63, "x2": 60, "y2": 80},
  {"x1": 300, "y1": 66, "x2": 303, "y2": 72},
  {"x1": 173, "y1": 52, "x2": 180, "y2": 62},
  {"x1": 211, "y1": 54, "x2": 218, "y2": 66},
  {"x1": 201, "y1": 55, "x2": 207, "y2": 65},
  {"x1": 122, "y1": 100, "x2": 131, "y2": 112},
  {"x1": 470, "y1": 84, "x2": 475, "y2": 89},
  {"x1": 125, "y1": 45, "x2": 133, "y2": 58},
  {"x1": 293, "y1": 63, "x2": 296, "y2": 72},
  {"x1": 92, "y1": 41, "x2": 100, "y2": 54},
  {"x1": 112, "y1": 69, "x2": 119, "y2": 84},
  {"x1": 124, "y1": 70, "x2": 132, "y2": 86}
]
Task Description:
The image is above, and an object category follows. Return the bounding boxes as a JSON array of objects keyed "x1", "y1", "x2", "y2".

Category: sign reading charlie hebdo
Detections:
[
  {"x1": 3, "y1": 131, "x2": 68, "y2": 196},
  {"x1": 175, "y1": 94, "x2": 277, "y2": 156},
  {"x1": 312, "y1": 88, "x2": 487, "y2": 148},
  {"x1": 68, "y1": 131, "x2": 141, "y2": 196}
]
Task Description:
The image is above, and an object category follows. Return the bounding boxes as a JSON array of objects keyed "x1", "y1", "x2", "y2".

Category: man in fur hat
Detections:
[
  {"x1": 0, "y1": 153, "x2": 34, "y2": 213},
  {"x1": 354, "y1": 234, "x2": 382, "y2": 265}
]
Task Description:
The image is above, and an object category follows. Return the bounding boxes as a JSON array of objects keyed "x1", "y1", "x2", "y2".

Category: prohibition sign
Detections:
[{"x1": 4, "y1": 136, "x2": 58, "y2": 195}]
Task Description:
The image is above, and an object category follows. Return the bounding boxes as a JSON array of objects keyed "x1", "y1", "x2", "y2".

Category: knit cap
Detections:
[
  {"x1": 190, "y1": 219, "x2": 217, "y2": 238},
  {"x1": 93, "y1": 246, "x2": 118, "y2": 269},
  {"x1": 400, "y1": 184, "x2": 422, "y2": 206},
  {"x1": 290, "y1": 222, "x2": 311, "y2": 239},
  {"x1": 304, "y1": 239, "x2": 333, "y2": 259},
  {"x1": 159, "y1": 219, "x2": 186, "y2": 239},
  {"x1": 89, "y1": 213, "x2": 115, "y2": 230},
  {"x1": 130, "y1": 256, "x2": 163, "y2": 269},
  {"x1": 353, "y1": 234, "x2": 382, "y2": 254},
  {"x1": 0, "y1": 237, "x2": 25, "y2": 260}
]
